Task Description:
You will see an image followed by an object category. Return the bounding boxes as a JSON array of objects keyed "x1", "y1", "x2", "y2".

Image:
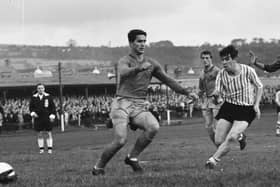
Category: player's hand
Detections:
[
  {"x1": 140, "y1": 62, "x2": 152, "y2": 71},
  {"x1": 249, "y1": 51, "x2": 257, "y2": 66},
  {"x1": 30, "y1": 112, "x2": 38, "y2": 118},
  {"x1": 49, "y1": 114, "x2": 55, "y2": 122},
  {"x1": 253, "y1": 104, "x2": 261, "y2": 120},
  {"x1": 189, "y1": 92, "x2": 198, "y2": 99},
  {"x1": 213, "y1": 95, "x2": 223, "y2": 105},
  {"x1": 182, "y1": 87, "x2": 192, "y2": 96}
]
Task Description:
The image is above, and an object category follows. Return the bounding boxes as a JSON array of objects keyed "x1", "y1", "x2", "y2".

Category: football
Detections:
[{"x1": 0, "y1": 162, "x2": 17, "y2": 184}]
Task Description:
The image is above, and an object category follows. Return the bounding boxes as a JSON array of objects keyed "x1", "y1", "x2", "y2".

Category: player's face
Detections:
[
  {"x1": 37, "y1": 85, "x2": 45, "y2": 94},
  {"x1": 221, "y1": 55, "x2": 233, "y2": 72},
  {"x1": 130, "y1": 35, "x2": 146, "y2": 55},
  {"x1": 201, "y1": 54, "x2": 212, "y2": 68}
]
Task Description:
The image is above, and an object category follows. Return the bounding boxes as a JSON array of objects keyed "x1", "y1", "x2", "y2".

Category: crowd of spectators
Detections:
[{"x1": 0, "y1": 85, "x2": 279, "y2": 129}]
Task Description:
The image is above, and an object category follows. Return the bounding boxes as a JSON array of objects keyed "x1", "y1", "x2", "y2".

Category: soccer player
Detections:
[
  {"x1": 249, "y1": 51, "x2": 280, "y2": 73},
  {"x1": 198, "y1": 50, "x2": 222, "y2": 145},
  {"x1": 205, "y1": 45, "x2": 263, "y2": 169},
  {"x1": 249, "y1": 51, "x2": 280, "y2": 136},
  {"x1": 29, "y1": 83, "x2": 56, "y2": 154},
  {"x1": 275, "y1": 89, "x2": 280, "y2": 136},
  {"x1": 92, "y1": 29, "x2": 192, "y2": 175}
]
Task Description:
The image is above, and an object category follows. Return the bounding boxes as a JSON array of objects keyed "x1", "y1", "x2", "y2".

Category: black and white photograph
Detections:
[{"x1": 0, "y1": 0, "x2": 280, "y2": 186}]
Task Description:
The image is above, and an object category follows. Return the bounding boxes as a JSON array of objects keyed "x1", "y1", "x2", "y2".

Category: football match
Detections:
[
  {"x1": 0, "y1": 111, "x2": 280, "y2": 186},
  {"x1": 1, "y1": 0, "x2": 280, "y2": 186}
]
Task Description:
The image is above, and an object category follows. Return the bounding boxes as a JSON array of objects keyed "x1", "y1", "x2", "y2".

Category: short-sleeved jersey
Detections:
[
  {"x1": 199, "y1": 65, "x2": 220, "y2": 97},
  {"x1": 216, "y1": 64, "x2": 263, "y2": 106},
  {"x1": 116, "y1": 55, "x2": 162, "y2": 99}
]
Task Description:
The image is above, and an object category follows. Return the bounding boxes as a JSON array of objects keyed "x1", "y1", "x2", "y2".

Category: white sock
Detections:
[
  {"x1": 46, "y1": 137, "x2": 53, "y2": 148},
  {"x1": 209, "y1": 157, "x2": 220, "y2": 165},
  {"x1": 38, "y1": 138, "x2": 44, "y2": 149},
  {"x1": 127, "y1": 155, "x2": 138, "y2": 161}
]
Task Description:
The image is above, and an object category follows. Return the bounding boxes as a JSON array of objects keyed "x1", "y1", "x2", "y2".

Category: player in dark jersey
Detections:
[
  {"x1": 92, "y1": 29, "x2": 193, "y2": 175},
  {"x1": 249, "y1": 51, "x2": 280, "y2": 136},
  {"x1": 198, "y1": 50, "x2": 222, "y2": 145}
]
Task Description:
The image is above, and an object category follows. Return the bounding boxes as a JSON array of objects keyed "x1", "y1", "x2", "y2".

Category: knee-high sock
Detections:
[
  {"x1": 207, "y1": 127, "x2": 216, "y2": 144},
  {"x1": 38, "y1": 137, "x2": 44, "y2": 149},
  {"x1": 46, "y1": 133, "x2": 53, "y2": 149},
  {"x1": 95, "y1": 141, "x2": 125, "y2": 169},
  {"x1": 46, "y1": 137, "x2": 53, "y2": 149},
  {"x1": 129, "y1": 131, "x2": 154, "y2": 159},
  {"x1": 277, "y1": 121, "x2": 280, "y2": 128}
]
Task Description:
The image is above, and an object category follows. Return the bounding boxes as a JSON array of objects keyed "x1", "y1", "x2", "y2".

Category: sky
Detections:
[{"x1": 0, "y1": 0, "x2": 280, "y2": 47}]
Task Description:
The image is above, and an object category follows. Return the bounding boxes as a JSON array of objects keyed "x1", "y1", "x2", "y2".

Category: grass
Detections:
[{"x1": 0, "y1": 111, "x2": 280, "y2": 187}]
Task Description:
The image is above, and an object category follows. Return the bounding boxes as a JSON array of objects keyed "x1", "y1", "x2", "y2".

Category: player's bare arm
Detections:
[
  {"x1": 249, "y1": 50, "x2": 280, "y2": 72},
  {"x1": 152, "y1": 61, "x2": 190, "y2": 96},
  {"x1": 118, "y1": 59, "x2": 152, "y2": 78}
]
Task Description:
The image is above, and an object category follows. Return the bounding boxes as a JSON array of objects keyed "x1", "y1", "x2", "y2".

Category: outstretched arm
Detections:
[
  {"x1": 249, "y1": 51, "x2": 280, "y2": 72},
  {"x1": 153, "y1": 63, "x2": 190, "y2": 95}
]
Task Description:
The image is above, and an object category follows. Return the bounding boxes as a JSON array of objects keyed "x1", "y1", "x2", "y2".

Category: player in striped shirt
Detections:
[{"x1": 205, "y1": 45, "x2": 263, "y2": 169}]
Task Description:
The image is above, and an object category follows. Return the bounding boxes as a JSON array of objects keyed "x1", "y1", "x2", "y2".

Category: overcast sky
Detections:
[{"x1": 0, "y1": 0, "x2": 279, "y2": 47}]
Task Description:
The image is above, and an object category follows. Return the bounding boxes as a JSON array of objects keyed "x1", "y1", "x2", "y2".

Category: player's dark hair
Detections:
[
  {"x1": 128, "y1": 29, "x2": 147, "y2": 43},
  {"x1": 219, "y1": 45, "x2": 238, "y2": 59},
  {"x1": 36, "y1": 83, "x2": 45, "y2": 88},
  {"x1": 200, "y1": 50, "x2": 212, "y2": 59}
]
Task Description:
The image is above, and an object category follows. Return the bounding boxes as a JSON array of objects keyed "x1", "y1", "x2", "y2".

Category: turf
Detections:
[{"x1": 0, "y1": 111, "x2": 280, "y2": 187}]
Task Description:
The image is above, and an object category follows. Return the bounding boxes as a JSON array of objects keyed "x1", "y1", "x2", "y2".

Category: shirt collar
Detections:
[{"x1": 204, "y1": 65, "x2": 214, "y2": 73}]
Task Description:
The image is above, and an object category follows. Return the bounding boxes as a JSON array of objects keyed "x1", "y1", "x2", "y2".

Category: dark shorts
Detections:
[
  {"x1": 34, "y1": 118, "x2": 53, "y2": 131},
  {"x1": 215, "y1": 102, "x2": 256, "y2": 125}
]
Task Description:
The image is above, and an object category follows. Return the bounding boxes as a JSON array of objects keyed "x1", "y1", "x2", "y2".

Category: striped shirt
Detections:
[
  {"x1": 216, "y1": 64, "x2": 263, "y2": 106},
  {"x1": 275, "y1": 90, "x2": 280, "y2": 106}
]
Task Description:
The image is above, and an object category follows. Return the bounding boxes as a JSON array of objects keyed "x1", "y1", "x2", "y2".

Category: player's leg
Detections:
[
  {"x1": 205, "y1": 119, "x2": 231, "y2": 169},
  {"x1": 214, "y1": 121, "x2": 248, "y2": 158},
  {"x1": 94, "y1": 110, "x2": 129, "y2": 172},
  {"x1": 276, "y1": 110, "x2": 280, "y2": 136},
  {"x1": 34, "y1": 119, "x2": 45, "y2": 153},
  {"x1": 46, "y1": 131, "x2": 53, "y2": 154},
  {"x1": 202, "y1": 108, "x2": 215, "y2": 144},
  {"x1": 124, "y1": 112, "x2": 159, "y2": 172},
  {"x1": 212, "y1": 108, "x2": 219, "y2": 128},
  {"x1": 214, "y1": 119, "x2": 232, "y2": 147},
  {"x1": 189, "y1": 104, "x2": 194, "y2": 118},
  {"x1": 129, "y1": 112, "x2": 159, "y2": 158},
  {"x1": 37, "y1": 131, "x2": 44, "y2": 154},
  {"x1": 207, "y1": 121, "x2": 248, "y2": 168}
]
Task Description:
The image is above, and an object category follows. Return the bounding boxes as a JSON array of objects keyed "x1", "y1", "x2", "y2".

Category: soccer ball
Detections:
[{"x1": 0, "y1": 162, "x2": 17, "y2": 184}]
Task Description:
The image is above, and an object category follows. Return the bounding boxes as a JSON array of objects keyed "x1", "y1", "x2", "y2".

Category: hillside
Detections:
[{"x1": 1, "y1": 42, "x2": 280, "y2": 78}]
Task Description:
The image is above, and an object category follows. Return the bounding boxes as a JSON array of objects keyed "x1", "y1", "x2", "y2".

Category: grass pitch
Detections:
[{"x1": 0, "y1": 111, "x2": 280, "y2": 187}]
